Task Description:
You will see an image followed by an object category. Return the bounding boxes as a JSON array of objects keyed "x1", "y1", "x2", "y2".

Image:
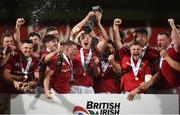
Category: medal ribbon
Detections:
[
  {"x1": 101, "y1": 61, "x2": 109, "y2": 72},
  {"x1": 20, "y1": 56, "x2": 32, "y2": 79},
  {"x1": 80, "y1": 48, "x2": 92, "y2": 71},
  {"x1": 141, "y1": 45, "x2": 148, "y2": 57},
  {"x1": 130, "y1": 56, "x2": 142, "y2": 77},
  {"x1": 159, "y1": 44, "x2": 172, "y2": 68},
  {"x1": 63, "y1": 53, "x2": 73, "y2": 80}
]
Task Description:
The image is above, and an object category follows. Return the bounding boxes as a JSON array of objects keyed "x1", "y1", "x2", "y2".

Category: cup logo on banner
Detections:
[
  {"x1": 73, "y1": 106, "x2": 90, "y2": 115},
  {"x1": 73, "y1": 101, "x2": 121, "y2": 115}
]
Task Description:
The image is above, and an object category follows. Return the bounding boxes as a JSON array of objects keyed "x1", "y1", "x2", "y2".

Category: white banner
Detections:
[{"x1": 11, "y1": 93, "x2": 179, "y2": 115}]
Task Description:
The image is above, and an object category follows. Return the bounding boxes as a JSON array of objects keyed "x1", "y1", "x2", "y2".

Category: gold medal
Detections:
[
  {"x1": 24, "y1": 75, "x2": 28, "y2": 79},
  {"x1": 135, "y1": 77, "x2": 139, "y2": 80},
  {"x1": 83, "y1": 72, "x2": 86, "y2": 76}
]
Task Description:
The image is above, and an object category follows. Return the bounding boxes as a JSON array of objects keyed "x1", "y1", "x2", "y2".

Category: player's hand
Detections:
[
  {"x1": 93, "y1": 56, "x2": 100, "y2": 65},
  {"x1": 56, "y1": 42, "x2": 63, "y2": 53},
  {"x1": 13, "y1": 81, "x2": 23, "y2": 90},
  {"x1": 95, "y1": 11, "x2": 102, "y2": 23},
  {"x1": 87, "y1": 11, "x2": 95, "y2": 18},
  {"x1": 140, "y1": 80, "x2": 152, "y2": 91},
  {"x1": 16, "y1": 18, "x2": 25, "y2": 27},
  {"x1": 114, "y1": 18, "x2": 122, "y2": 26},
  {"x1": 45, "y1": 93, "x2": 52, "y2": 99},
  {"x1": 20, "y1": 82, "x2": 30, "y2": 91},
  {"x1": 108, "y1": 54, "x2": 115, "y2": 63},
  {"x1": 127, "y1": 88, "x2": 139, "y2": 101},
  {"x1": 113, "y1": 18, "x2": 122, "y2": 31},
  {"x1": 168, "y1": 18, "x2": 175, "y2": 27},
  {"x1": 160, "y1": 49, "x2": 168, "y2": 58}
]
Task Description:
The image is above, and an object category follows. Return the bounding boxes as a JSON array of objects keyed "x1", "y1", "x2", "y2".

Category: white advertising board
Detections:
[{"x1": 11, "y1": 94, "x2": 179, "y2": 115}]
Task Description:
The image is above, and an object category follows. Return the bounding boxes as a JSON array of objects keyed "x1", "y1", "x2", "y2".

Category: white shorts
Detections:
[{"x1": 70, "y1": 85, "x2": 95, "y2": 94}]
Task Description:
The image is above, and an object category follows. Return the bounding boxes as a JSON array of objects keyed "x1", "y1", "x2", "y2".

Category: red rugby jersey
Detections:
[
  {"x1": 158, "y1": 47, "x2": 180, "y2": 89},
  {"x1": 48, "y1": 54, "x2": 72, "y2": 93},
  {"x1": 94, "y1": 60, "x2": 120, "y2": 93},
  {"x1": 72, "y1": 48, "x2": 98, "y2": 87},
  {"x1": 3, "y1": 53, "x2": 39, "y2": 93},
  {"x1": 120, "y1": 55, "x2": 151, "y2": 92}
]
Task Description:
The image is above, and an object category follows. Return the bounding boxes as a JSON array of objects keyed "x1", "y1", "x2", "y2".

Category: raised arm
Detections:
[
  {"x1": 113, "y1": 18, "x2": 123, "y2": 50},
  {"x1": 168, "y1": 18, "x2": 180, "y2": 52},
  {"x1": 108, "y1": 54, "x2": 122, "y2": 73},
  {"x1": 14, "y1": 18, "x2": 25, "y2": 48},
  {"x1": 70, "y1": 11, "x2": 95, "y2": 41},
  {"x1": 42, "y1": 42, "x2": 63, "y2": 64},
  {"x1": 73, "y1": 31, "x2": 85, "y2": 45},
  {"x1": 160, "y1": 49, "x2": 180, "y2": 71},
  {"x1": 92, "y1": 56, "x2": 100, "y2": 77},
  {"x1": 95, "y1": 11, "x2": 109, "y2": 51},
  {"x1": 139, "y1": 71, "x2": 160, "y2": 92},
  {"x1": 42, "y1": 51, "x2": 58, "y2": 64}
]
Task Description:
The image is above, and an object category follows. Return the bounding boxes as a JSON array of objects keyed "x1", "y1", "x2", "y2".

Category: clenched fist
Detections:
[
  {"x1": 16, "y1": 18, "x2": 25, "y2": 27},
  {"x1": 114, "y1": 18, "x2": 122, "y2": 26},
  {"x1": 168, "y1": 18, "x2": 175, "y2": 28}
]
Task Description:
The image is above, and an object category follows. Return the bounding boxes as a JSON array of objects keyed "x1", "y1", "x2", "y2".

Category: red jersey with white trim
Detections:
[
  {"x1": 158, "y1": 47, "x2": 180, "y2": 89},
  {"x1": 118, "y1": 46, "x2": 159, "y2": 74},
  {"x1": 72, "y1": 48, "x2": 98, "y2": 87},
  {"x1": 120, "y1": 55, "x2": 151, "y2": 92},
  {"x1": 40, "y1": 48, "x2": 52, "y2": 62},
  {"x1": 48, "y1": 54, "x2": 72, "y2": 93},
  {"x1": 3, "y1": 53, "x2": 39, "y2": 93},
  {"x1": 0, "y1": 50, "x2": 18, "y2": 93}
]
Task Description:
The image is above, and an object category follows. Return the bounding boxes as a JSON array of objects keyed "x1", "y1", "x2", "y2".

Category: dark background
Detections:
[{"x1": 0, "y1": 0, "x2": 180, "y2": 26}]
